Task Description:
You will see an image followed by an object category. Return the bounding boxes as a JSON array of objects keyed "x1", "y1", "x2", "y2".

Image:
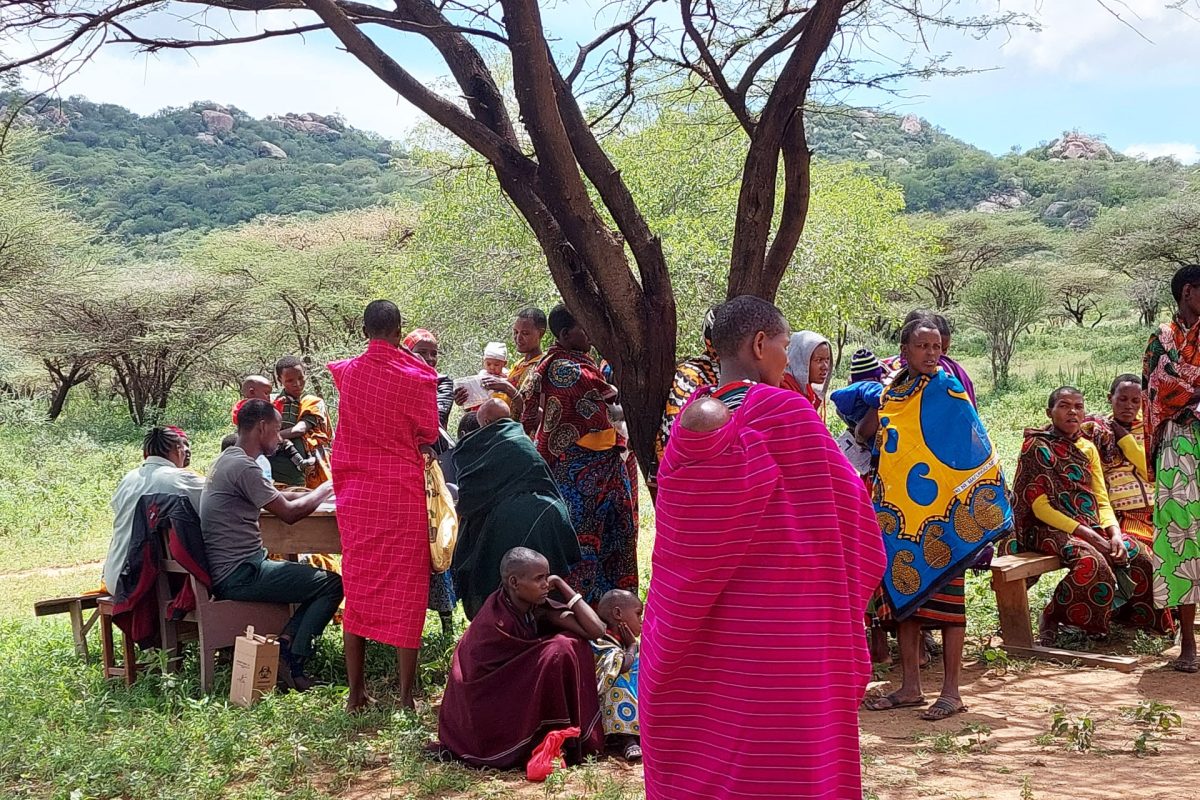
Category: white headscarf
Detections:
[{"x1": 786, "y1": 330, "x2": 832, "y2": 399}]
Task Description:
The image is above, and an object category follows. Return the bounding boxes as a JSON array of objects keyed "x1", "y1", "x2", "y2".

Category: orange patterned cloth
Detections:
[{"x1": 1143, "y1": 315, "x2": 1200, "y2": 474}]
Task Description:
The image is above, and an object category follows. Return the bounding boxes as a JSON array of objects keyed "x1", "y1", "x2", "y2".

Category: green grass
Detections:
[{"x1": 0, "y1": 313, "x2": 1162, "y2": 799}]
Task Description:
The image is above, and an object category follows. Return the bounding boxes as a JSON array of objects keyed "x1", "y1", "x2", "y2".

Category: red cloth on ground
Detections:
[
  {"x1": 328, "y1": 339, "x2": 439, "y2": 648},
  {"x1": 642, "y1": 384, "x2": 886, "y2": 800},
  {"x1": 436, "y1": 589, "x2": 605, "y2": 770}
]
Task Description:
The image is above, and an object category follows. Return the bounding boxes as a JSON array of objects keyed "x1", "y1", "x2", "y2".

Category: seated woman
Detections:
[
  {"x1": 436, "y1": 547, "x2": 607, "y2": 770},
  {"x1": 451, "y1": 399, "x2": 582, "y2": 620},
  {"x1": 1012, "y1": 386, "x2": 1174, "y2": 644},
  {"x1": 1080, "y1": 374, "x2": 1154, "y2": 545}
]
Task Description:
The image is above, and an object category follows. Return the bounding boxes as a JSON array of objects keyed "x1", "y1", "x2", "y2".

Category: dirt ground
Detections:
[
  {"x1": 338, "y1": 648, "x2": 1200, "y2": 800},
  {"x1": 859, "y1": 651, "x2": 1200, "y2": 800}
]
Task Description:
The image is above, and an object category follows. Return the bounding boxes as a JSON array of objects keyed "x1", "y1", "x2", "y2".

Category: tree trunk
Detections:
[
  {"x1": 43, "y1": 359, "x2": 90, "y2": 422},
  {"x1": 47, "y1": 376, "x2": 76, "y2": 421}
]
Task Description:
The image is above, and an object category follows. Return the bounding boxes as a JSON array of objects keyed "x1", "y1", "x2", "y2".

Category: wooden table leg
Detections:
[
  {"x1": 993, "y1": 576, "x2": 1034, "y2": 649},
  {"x1": 67, "y1": 600, "x2": 89, "y2": 662}
]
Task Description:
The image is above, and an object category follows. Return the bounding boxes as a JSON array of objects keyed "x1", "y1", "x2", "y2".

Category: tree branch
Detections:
[{"x1": 679, "y1": 0, "x2": 753, "y2": 131}]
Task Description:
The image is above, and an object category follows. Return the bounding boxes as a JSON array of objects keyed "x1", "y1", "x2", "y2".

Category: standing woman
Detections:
[
  {"x1": 521, "y1": 304, "x2": 637, "y2": 601},
  {"x1": 782, "y1": 331, "x2": 832, "y2": 415},
  {"x1": 404, "y1": 327, "x2": 457, "y2": 637},
  {"x1": 861, "y1": 316, "x2": 1012, "y2": 720},
  {"x1": 329, "y1": 301, "x2": 440, "y2": 711},
  {"x1": 1144, "y1": 265, "x2": 1200, "y2": 673}
]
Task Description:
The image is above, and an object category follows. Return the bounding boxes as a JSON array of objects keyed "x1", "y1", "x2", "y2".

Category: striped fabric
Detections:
[
  {"x1": 642, "y1": 384, "x2": 886, "y2": 800},
  {"x1": 328, "y1": 340, "x2": 440, "y2": 649}
]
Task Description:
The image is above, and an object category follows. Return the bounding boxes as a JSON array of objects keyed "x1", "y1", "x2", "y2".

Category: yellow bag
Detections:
[{"x1": 426, "y1": 458, "x2": 458, "y2": 573}]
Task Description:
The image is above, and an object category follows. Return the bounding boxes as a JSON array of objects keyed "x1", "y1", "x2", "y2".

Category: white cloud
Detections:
[
  {"x1": 1123, "y1": 142, "x2": 1200, "y2": 163},
  {"x1": 967, "y1": 0, "x2": 1198, "y2": 84}
]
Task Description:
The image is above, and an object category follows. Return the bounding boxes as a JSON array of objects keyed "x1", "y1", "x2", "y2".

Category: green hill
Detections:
[
  {"x1": 6, "y1": 94, "x2": 1196, "y2": 237},
  {"x1": 2, "y1": 95, "x2": 422, "y2": 238},
  {"x1": 805, "y1": 108, "x2": 1195, "y2": 223}
]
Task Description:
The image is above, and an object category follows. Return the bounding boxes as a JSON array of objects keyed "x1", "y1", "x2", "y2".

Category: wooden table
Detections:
[{"x1": 259, "y1": 503, "x2": 342, "y2": 555}]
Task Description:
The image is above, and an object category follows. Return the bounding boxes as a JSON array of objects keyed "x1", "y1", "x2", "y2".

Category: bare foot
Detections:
[{"x1": 346, "y1": 691, "x2": 377, "y2": 714}]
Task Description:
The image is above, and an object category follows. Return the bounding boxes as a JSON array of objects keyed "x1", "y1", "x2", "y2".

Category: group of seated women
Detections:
[{"x1": 1010, "y1": 375, "x2": 1175, "y2": 645}]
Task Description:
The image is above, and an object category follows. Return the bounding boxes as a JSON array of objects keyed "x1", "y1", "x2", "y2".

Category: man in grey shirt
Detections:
[{"x1": 201, "y1": 398, "x2": 342, "y2": 691}]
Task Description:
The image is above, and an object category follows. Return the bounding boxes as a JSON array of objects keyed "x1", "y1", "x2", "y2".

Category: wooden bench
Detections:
[
  {"x1": 990, "y1": 552, "x2": 1138, "y2": 672},
  {"x1": 34, "y1": 593, "x2": 104, "y2": 663}
]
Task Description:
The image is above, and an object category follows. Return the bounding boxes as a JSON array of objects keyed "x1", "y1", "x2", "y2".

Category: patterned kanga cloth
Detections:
[
  {"x1": 1152, "y1": 419, "x2": 1200, "y2": 608},
  {"x1": 873, "y1": 367, "x2": 1012, "y2": 620}
]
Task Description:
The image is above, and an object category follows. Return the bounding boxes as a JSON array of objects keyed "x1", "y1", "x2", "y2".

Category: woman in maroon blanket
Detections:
[{"x1": 437, "y1": 547, "x2": 606, "y2": 769}]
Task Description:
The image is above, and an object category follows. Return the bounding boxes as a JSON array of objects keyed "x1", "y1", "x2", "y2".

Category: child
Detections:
[
  {"x1": 480, "y1": 342, "x2": 509, "y2": 378},
  {"x1": 271, "y1": 357, "x2": 332, "y2": 489},
  {"x1": 593, "y1": 589, "x2": 643, "y2": 762},
  {"x1": 830, "y1": 348, "x2": 886, "y2": 477},
  {"x1": 455, "y1": 343, "x2": 513, "y2": 410},
  {"x1": 232, "y1": 375, "x2": 313, "y2": 482}
]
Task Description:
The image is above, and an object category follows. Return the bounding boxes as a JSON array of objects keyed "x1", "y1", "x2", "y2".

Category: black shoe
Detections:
[{"x1": 277, "y1": 639, "x2": 318, "y2": 692}]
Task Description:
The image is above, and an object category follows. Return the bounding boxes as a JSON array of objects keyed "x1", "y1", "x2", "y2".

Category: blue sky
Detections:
[{"x1": 20, "y1": 0, "x2": 1200, "y2": 162}]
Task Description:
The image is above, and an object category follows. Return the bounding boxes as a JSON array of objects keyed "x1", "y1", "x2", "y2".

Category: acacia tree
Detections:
[
  {"x1": 189, "y1": 208, "x2": 413, "y2": 372},
  {"x1": 962, "y1": 270, "x2": 1048, "y2": 388},
  {"x1": 27, "y1": 266, "x2": 248, "y2": 424},
  {"x1": 914, "y1": 212, "x2": 1054, "y2": 309},
  {"x1": 0, "y1": 131, "x2": 104, "y2": 417},
  {"x1": 389, "y1": 106, "x2": 930, "y2": 375},
  {"x1": 1076, "y1": 193, "x2": 1200, "y2": 325},
  {"x1": 1051, "y1": 267, "x2": 1111, "y2": 328},
  {"x1": 1, "y1": 0, "x2": 1030, "y2": 465}
]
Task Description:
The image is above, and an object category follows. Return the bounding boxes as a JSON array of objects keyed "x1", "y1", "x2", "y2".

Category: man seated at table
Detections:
[
  {"x1": 104, "y1": 426, "x2": 206, "y2": 594},
  {"x1": 437, "y1": 547, "x2": 606, "y2": 769},
  {"x1": 200, "y1": 398, "x2": 343, "y2": 691}
]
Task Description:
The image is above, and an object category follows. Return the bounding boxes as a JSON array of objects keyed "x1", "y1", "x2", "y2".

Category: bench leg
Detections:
[
  {"x1": 994, "y1": 577, "x2": 1035, "y2": 649},
  {"x1": 67, "y1": 601, "x2": 89, "y2": 663}
]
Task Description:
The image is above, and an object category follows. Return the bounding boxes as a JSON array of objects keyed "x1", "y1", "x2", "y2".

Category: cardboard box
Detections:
[{"x1": 229, "y1": 626, "x2": 280, "y2": 707}]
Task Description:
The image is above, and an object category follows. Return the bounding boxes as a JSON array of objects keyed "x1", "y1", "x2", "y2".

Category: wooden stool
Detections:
[{"x1": 97, "y1": 598, "x2": 137, "y2": 686}]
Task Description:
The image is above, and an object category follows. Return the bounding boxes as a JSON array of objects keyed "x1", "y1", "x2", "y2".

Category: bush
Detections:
[{"x1": 963, "y1": 271, "x2": 1048, "y2": 388}]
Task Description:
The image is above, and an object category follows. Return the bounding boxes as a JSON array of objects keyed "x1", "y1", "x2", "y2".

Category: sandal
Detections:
[
  {"x1": 920, "y1": 697, "x2": 968, "y2": 721},
  {"x1": 863, "y1": 692, "x2": 926, "y2": 712},
  {"x1": 623, "y1": 740, "x2": 643, "y2": 762},
  {"x1": 1171, "y1": 657, "x2": 1200, "y2": 674}
]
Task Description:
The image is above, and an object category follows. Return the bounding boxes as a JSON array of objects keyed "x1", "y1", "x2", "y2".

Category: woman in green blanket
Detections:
[{"x1": 451, "y1": 399, "x2": 582, "y2": 620}]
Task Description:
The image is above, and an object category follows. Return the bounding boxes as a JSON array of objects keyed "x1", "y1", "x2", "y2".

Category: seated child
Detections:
[
  {"x1": 593, "y1": 589, "x2": 643, "y2": 762},
  {"x1": 829, "y1": 348, "x2": 885, "y2": 477},
  {"x1": 232, "y1": 375, "x2": 313, "y2": 482}
]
